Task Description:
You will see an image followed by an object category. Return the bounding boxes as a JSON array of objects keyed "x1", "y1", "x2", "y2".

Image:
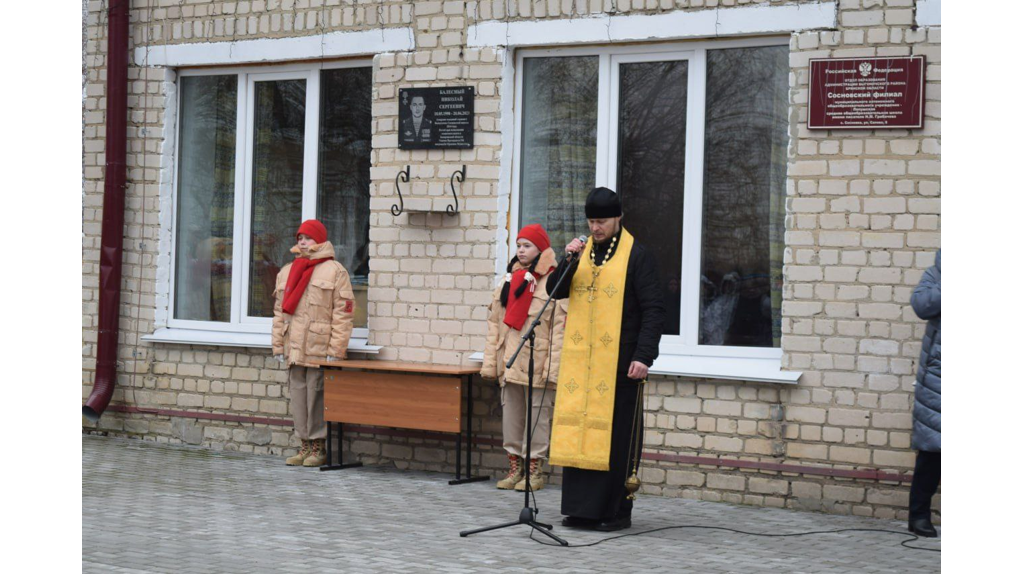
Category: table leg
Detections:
[
  {"x1": 466, "y1": 374, "x2": 473, "y2": 475},
  {"x1": 320, "y1": 421, "x2": 364, "y2": 472},
  {"x1": 449, "y1": 373, "x2": 488, "y2": 485},
  {"x1": 326, "y1": 422, "x2": 333, "y2": 466}
]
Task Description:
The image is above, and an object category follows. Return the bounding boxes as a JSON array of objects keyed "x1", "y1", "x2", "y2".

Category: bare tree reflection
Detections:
[
  {"x1": 318, "y1": 67, "x2": 372, "y2": 328},
  {"x1": 516, "y1": 48, "x2": 787, "y2": 347},
  {"x1": 700, "y1": 46, "x2": 788, "y2": 347},
  {"x1": 616, "y1": 60, "x2": 689, "y2": 336}
]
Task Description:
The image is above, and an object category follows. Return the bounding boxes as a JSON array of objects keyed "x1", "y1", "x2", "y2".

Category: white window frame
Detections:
[
  {"x1": 163, "y1": 60, "x2": 372, "y2": 342},
  {"x1": 508, "y1": 37, "x2": 796, "y2": 382}
]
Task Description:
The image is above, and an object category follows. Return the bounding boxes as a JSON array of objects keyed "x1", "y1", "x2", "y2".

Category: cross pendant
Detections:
[{"x1": 573, "y1": 283, "x2": 599, "y2": 302}]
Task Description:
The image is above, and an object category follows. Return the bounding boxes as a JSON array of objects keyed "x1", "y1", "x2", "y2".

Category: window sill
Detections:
[
  {"x1": 142, "y1": 328, "x2": 382, "y2": 355},
  {"x1": 466, "y1": 352, "x2": 799, "y2": 384},
  {"x1": 650, "y1": 355, "x2": 800, "y2": 384}
]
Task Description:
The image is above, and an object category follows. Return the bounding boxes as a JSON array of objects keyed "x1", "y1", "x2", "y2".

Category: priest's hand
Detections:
[
  {"x1": 565, "y1": 237, "x2": 585, "y2": 255},
  {"x1": 627, "y1": 361, "x2": 649, "y2": 380}
]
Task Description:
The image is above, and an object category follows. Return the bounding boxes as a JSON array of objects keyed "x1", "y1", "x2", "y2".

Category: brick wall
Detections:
[{"x1": 83, "y1": 0, "x2": 940, "y2": 522}]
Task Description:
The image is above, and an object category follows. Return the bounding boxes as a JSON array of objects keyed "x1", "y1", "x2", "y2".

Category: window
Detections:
[
  {"x1": 171, "y1": 62, "x2": 371, "y2": 338},
  {"x1": 512, "y1": 40, "x2": 788, "y2": 362}
]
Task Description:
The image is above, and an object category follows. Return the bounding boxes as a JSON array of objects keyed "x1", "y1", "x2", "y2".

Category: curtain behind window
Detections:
[
  {"x1": 248, "y1": 79, "x2": 306, "y2": 318},
  {"x1": 174, "y1": 75, "x2": 237, "y2": 322},
  {"x1": 518, "y1": 56, "x2": 599, "y2": 251}
]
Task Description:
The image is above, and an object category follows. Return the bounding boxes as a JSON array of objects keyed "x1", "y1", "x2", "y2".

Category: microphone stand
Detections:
[{"x1": 459, "y1": 251, "x2": 579, "y2": 545}]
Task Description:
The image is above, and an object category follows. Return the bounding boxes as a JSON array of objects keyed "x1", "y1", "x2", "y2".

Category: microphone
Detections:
[{"x1": 565, "y1": 235, "x2": 588, "y2": 262}]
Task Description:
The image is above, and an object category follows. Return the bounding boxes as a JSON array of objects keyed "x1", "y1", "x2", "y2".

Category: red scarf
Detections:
[
  {"x1": 502, "y1": 249, "x2": 557, "y2": 330},
  {"x1": 502, "y1": 269, "x2": 535, "y2": 330},
  {"x1": 282, "y1": 256, "x2": 331, "y2": 315}
]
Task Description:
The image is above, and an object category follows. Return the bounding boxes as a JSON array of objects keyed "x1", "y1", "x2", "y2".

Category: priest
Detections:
[{"x1": 547, "y1": 186, "x2": 665, "y2": 532}]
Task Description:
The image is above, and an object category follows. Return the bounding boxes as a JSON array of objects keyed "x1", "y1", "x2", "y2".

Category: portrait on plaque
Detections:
[
  {"x1": 401, "y1": 94, "x2": 433, "y2": 144},
  {"x1": 398, "y1": 86, "x2": 474, "y2": 149}
]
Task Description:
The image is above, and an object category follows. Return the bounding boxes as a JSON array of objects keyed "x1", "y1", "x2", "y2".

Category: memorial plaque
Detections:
[
  {"x1": 808, "y1": 56, "x2": 925, "y2": 129},
  {"x1": 398, "y1": 86, "x2": 475, "y2": 149}
]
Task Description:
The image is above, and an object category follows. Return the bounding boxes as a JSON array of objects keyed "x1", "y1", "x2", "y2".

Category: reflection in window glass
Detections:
[
  {"x1": 249, "y1": 79, "x2": 306, "y2": 317},
  {"x1": 174, "y1": 75, "x2": 237, "y2": 322},
  {"x1": 518, "y1": 56, "x2": 599, "y2": 251},
  {"x1": 616, "y1": 60, "x2": 688, "y2": 336},
  {"x1": 700, "y1": 46, "x2": 788, "y2": 348},
  {"x1": 318, "y1": 67, "x2": 371, "y2": 328}
]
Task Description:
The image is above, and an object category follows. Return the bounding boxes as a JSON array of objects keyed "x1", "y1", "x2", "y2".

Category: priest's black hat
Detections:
[{"x1": 585, "y1": 187, "x2": 622, "y2": 219}]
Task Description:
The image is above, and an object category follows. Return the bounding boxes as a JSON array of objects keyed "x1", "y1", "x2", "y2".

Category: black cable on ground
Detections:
[{"x1": 527, "y1": 524, "x2": 940, "y2": 552}]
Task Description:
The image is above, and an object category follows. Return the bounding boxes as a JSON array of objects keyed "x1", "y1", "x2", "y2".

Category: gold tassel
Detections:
[{"x1": 625, "y1": 378, "x2": 647, "y2": 500}]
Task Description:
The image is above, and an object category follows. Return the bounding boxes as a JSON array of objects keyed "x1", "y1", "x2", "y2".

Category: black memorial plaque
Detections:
[{"x1": 398, "y1": 86, "x2": 474, "y2": 149}]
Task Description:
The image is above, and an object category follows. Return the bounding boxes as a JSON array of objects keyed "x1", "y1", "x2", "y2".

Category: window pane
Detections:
[
  {"x1": 318, "y1": 67, "x2": 371, "y2": 329},
  {"x1": 700, "y1": 46, "x2": 788, "y2": 348},
  {"x1": 248, "y1": 79, "x2": 306, "y2": 317},
  {"x1": 174, "y1": 75, "x2": 237, "y2": 322},
  {"x1": 616, "y1": 60, "x2": 688, "y2": 336},
  {"x1": 518, "y1": 56, "x2": 599, "y2": 250}
]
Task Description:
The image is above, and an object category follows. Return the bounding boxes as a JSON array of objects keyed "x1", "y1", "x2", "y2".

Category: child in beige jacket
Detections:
[
  {"x1": 272, "y1": 219, "x2": 355, "y2": 467},
  {"x1": 481, "y1": 224, "x2": 567, "y2": 491}
]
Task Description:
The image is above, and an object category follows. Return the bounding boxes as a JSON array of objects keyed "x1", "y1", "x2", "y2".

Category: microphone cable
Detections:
[{"x1": 526, "y1": 522, "x2": 940, "y2": 552}]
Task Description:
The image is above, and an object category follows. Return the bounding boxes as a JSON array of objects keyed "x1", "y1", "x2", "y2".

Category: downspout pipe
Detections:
[{"x1": 84, "y1": 0, "x2": 130, "y2": 422}]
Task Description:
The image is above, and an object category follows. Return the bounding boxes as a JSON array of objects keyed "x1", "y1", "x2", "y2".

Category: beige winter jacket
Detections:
[
  {"x1": 271, "y1": 241, "x2": 355, "y2": 368},
  {"x1": 481, "y1": 248, "x2": 568, "y2": 388}
]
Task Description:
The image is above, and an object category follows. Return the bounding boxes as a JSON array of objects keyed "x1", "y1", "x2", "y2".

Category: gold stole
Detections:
[{"x1": 548, "y1": 229, "x2": 634, "y2": 471}]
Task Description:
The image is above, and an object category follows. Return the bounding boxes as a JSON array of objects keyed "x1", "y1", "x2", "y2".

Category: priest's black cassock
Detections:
[{"x1": 547, "y1": 220, "x2": 664, "y2": 523}]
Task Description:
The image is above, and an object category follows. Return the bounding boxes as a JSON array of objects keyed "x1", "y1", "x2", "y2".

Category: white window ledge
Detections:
[
  {"x1": 142, "y1": 328, "x2": 381, "y2": 354},
  {"x1": 467, "y1": 352, "x2": 799, "y2": 384},
  {"x1": 650, "y1": 355, "x2": 799, "y2": 384}
]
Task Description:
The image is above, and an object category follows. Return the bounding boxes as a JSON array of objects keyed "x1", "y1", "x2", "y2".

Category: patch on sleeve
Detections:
[{"x1": 344, "y1": 300, "x2": 354, "y2": 313}]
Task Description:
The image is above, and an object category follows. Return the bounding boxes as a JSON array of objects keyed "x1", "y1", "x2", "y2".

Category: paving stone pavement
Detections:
[{"x1": 83, "y1": 436, "x2": 940, "y2": 573}]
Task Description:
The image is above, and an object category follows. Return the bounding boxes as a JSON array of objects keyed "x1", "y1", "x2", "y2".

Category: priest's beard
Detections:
[{"x1": 594, "y1": 220, "x2": 622, "y2": 244}]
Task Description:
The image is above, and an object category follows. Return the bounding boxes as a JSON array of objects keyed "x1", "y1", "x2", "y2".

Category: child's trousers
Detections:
[
  {"x1": 501, "y1": 383, "x2": 554, "y2": 460},
  {"x1": 288, "y1": 365, "x2": 327, "y2": 440}
]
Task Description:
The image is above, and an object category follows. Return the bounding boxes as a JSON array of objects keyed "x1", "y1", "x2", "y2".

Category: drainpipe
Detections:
[{"x1": 83, "y1": 0, "x2": 130, "y2": 422}]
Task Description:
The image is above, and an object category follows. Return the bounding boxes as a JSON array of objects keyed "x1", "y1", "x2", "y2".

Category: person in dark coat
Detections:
[
  {"x1": 908, "y1": 250, "x2": 940, "y2": 538},
  {"x1": 547, "y1": 187, "x2": 664, "y2": 532}
]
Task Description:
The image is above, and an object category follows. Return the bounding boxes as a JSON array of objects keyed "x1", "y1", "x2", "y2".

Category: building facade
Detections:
[{"x1": 82, "y1": 0, "x2": 941, "y2": 522}]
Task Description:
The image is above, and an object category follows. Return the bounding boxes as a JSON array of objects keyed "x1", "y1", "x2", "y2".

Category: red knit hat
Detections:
[
  {"x1": 516, "y1": 224, "x2": 550, "y2": 252},
  {"x1": 296, "y1": 219, "x2": 328, "y2": 244}
]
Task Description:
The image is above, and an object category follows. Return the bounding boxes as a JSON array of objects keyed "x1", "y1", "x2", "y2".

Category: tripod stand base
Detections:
[{"x1": 460, "y1": 507, "x2": 569, "y2": 545}]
